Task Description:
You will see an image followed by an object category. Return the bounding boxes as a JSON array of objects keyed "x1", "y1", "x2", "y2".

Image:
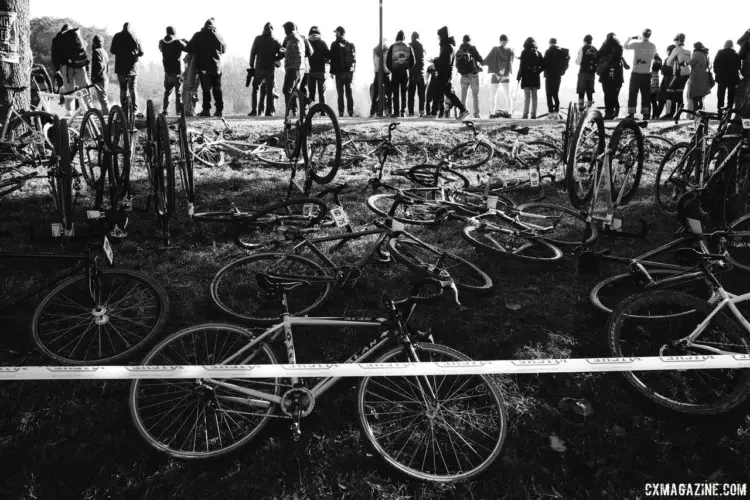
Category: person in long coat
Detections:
[
  {"x1": 597, "y1": 33, "x2": 624, "y2": 119},
  {"x1": 689, "y1": 42, "x2": 711, "y2": 111}
]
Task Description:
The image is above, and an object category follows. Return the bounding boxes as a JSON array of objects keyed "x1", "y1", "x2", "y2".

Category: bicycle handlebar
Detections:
[{"x1": 674, "y1": 108, "x2": 722, "y2": 124}]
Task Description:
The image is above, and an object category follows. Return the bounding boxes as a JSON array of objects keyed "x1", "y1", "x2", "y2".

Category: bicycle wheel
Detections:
[
  {"x1": 0, "y1": 167, "x2": 35, "y2": 198},
  {"x1": 406, "y1": 164, "x2": 470, "y2": 189},
  {"x1": 78, "y1": 109, "x2": 106, "y2": 189},
  {"x1": 303, "y1": 103, "x2": 342, "y2": 185},
  {"x1": 444, "y1": 141, "x2": 493, "y2": 169},
  {"x1": 54, "y1": 119, "x2": 74, "y2": 232},
  {"x1": 654, "y1": 142, "x2": 693, "y2": 216},
  {"x1": 462, "y1": 216, "x2": 563, "y2": 264},
  {"x1": 590, "y1": 269, "x2": 715, "y2": 318},
  {"x1": 566, "y1": 109, "x2": 605, "y2": 209},
  {"x1": 388, "y1": 238, "x2": 493, "y2": 293},
  {"x1": 725, "y1": 213, "x2": 750, "y2": 272},
  {"x1": 158, "y1": 114, "x2": 176, "y2": 222},
  {"x1": 608, "y1": 118, "x2": 644, "y2": 205},
  {"x1": 255, "y1": 146, "x2": 291, "y2": 168},
  {"x1": 516, "y1": 202, "x2": 597, "y2": 247},
  {"x1": 8, "y1": 111, "x2": 57, "y2": 165},
  {"x1": 387, "y1": 142, "x2": 429, "y2": 167},
  {"x1": 366, "y1": 193, "x2": 440, "y2": 225},
  {"x1": 211, "y1": 253, "x2": 332, "y2": 325},
  {"x1": 562, "y1": 101, "x2": 576, "y2": 163},
  {"x1": 130, "y1": 324, "x2": 280, "y2": 458},
  {"x1": 642, "y1": 135, "x2": 675, "y2": 165},
  {"x1": 719, "y1": 156, "x2": 750, "y2": 227},
  {"x1": 189, "y1": 131, "x2": 226, "y2": 168},
  {"x1": 32, "y1": 268, "x2": 169, "y2": 364},
  {"x1": 107, "y1": 105, "x2": 131, "y2": 197},
  {"x1": 607, "y1": 290, "x2": 750, "y2": 416},
  {"x1": 234, "y1": 197, "x2": 329, "y2": 250},
  {"x1": 513, "y1": 140, "x2": 562, "y2": 172},
  {"x1": 358, "y1": 342, "x2": 507, "y2": 482},
  {"x1": 284, "y1": 91, "x2": 304, "y2": 160},
  {"x1": 177, "y1": 113, "x2": 195, "y2": 210}
]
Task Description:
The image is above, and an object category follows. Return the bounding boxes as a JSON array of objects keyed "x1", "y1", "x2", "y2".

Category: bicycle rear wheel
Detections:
[
  {"x1": 157, "y1": 114, "x2": 175, "y2": 225},
  {"x1": 178, "y1": 113, "x2": 196, "y2": 212},
  {"x1": 642, "y1": 135, "x2": 675, "y2": 165},
  {"x1": 358, "y1": 342, "x2": 507, "y2": 482},
  {"x1": 234, "y1": 197, "x2": 329, "y2": 250},
  {"x1": 255, "y1": 146, "x2": 291, "y2": 168},
  {"x1": 462, "y1": 216, "x2": 563, "y2": 264},
  {"x1": 516, "y1": 202, "x2": 597, "y2": 247},
  {"x1": 366, "y1": 193, "x2": 440, "y2": 225},
  {"x1": 388, "y1": 142, "x2": 429, "y2": 167},
  {"x1": 566, "y1": 109, "x2": 605, "y2": 209},
  {"x1": 608, "y1": 118, "x2": 644, "y2": 205},
  {"x1": 513, "y1": 140, "x2": 561, "y2": 172},
  {"x1": 444, "y1": 141, "x2": 493, "y2": 169},
  {"x1": 284, "y1": 91, "x2": 304, "y2": 160},
  {"x1": 303, "y1": 103, "x2": 342, "y2": 184},
  {"x1": 406, "y1": 164, "x2": 470, "y2": 189},
  {"x1": 8, "y1": 111, "x2": 57, "y2": 166},
  {"x1": 78, "y1": 109, "x2": 106, "y2": 189},
  {"x1": 654, "y1": 142, "x2": 693, "y2": 216},
  {"x1": 130, "y1": 324, "x2": 280, "y2": 458},
  {"x1": 724, "y1": 213, "x2": 750, "y2": 272},
  {"x1": 107, "y1": 105, "x2": 131, "y2": 197},
  {"x1": 54, "y1": 119, "x2": 74, "y2": 232},
  {"x1": 189, "y1": 131, "x2": 226, "y2": 168}
]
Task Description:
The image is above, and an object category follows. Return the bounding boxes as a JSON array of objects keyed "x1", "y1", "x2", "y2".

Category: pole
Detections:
[{"x1": 378, "y1": 0, "x2": 384, "y2": 117}]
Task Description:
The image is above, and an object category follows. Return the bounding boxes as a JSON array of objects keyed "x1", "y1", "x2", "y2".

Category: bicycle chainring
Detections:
[{"x1": 280, "y1": 387, "x2": 315, "y2": 418}]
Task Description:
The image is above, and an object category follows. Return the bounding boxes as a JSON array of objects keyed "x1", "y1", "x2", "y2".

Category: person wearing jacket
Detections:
[
  {"x1": 386, "y1": 30, "x2": 415, "y2": 118},
  {"x1": 665, "y1": 33, "x2": 691, "y2": 116},
  {"x1": 517, "y1": 37, "x2": 544, "y2": 119},
  {"x1": 575, "y1": 34, "x2": 598, "y2": 111},
  {"x1": 624, "y1": 29, "x2": 657, "y2": 119},
  {"x1": 407, "y1": 32, "x2": 426, "y2": 117},
  {"x1": 689, "y1": 42, "x2": 712, "y2": 111},
  {"x1": 90, "y1": 35, "x2": 109, "y2": 114},
  {"x1": 110, "y1": 22, "x2": 143, "y2": 114},
  {"x1": 484, "y1": 35, "x2": 514, "y2": 116},
  {"x1": 456, "y1": 35, "x2": 484, "y2": 119},
  {"x1": 431, "y1": 26, "x2": 469, "y2": 121},
  {"x1": 543, "y1": 38, "x2": 566, "y2": 119},
  {"x1": 281, "y1": 22, "x2": 313, "y2": 115},
  {"x1": 370, "y1": 39, "x2": 392, "y2": 117},
  {"x1": 249, "y1": 22, "x2": 283, "y2": 117},
  {"x1": 158, "y1": 26, "x2": 188, "y2": 115},
  {"x1": 596, "y1": 33, "x2": 624, "y2": 119},
  {"x1": 330, "y1": 27, "x2": 355, "y2": 117},
  {"x1": 714, "y1": 40, "x2": 741, "y2": 112},
  {"x1": 307, "y1": 26, "x2": 330, "y2": 108},
  {"x1": 656, "y1": 44, "x2": 676, "y2": 119},
  {"x1": 51, "y1": 26, "x2": 91, "y2": 113},
  {"x1": 186, "y1": 18, "x2": 227, "y2": 117}
]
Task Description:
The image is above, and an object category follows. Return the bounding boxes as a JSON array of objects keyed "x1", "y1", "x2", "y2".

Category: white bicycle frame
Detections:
[{"x1": 0, "y1": 106, "x2": 56, "y2": 158}]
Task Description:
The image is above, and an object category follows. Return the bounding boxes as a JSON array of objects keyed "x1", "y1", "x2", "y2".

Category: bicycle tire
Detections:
[
  {"x1": 566, "y1": 109, "x2": 606, "y2": 209},
  {"x1": 130, "y1": 324, "x2": 279, "y2": 458},
  {"x1": 406, "y1": 164, "x2": 470, "y2": 189},
  {"x1": 255, "y1": 146, "x2": 291, "y2": 168},
  {"x1": 211, "y1": 253, "x2": 332, "y2": 325},
  {"x1": 562, "y1": 101, "x2": 576, "y2": 163},
  {"x1": 78, "y1": 109, "x2": 106, "y2": 189},
  {"x1": 719, "y1": 154, "x2": 750, "y2": 227},
  {"x1": 234, "y1": 197, "x2": 329, "y2": 250},
  {"x1": 366, "y1": 193, "x2": 440, "y2": 225},
  {"x1": 8, "y1": 111, "x2": 57, "y2": 166},
  {"x1": 0, "y1": 167, "x2": 35, "y2": 198},
  {"x1": 303, "y1": 103, "x2": 342, "y2": 185},
  {"x1": 607, "y1": 290, "x2": 750, "y2": 416},
  {"x1": 513, "y1": 140, "x2": 562, "y2": 170},
  {"x1": 461, "y1": 218, "x2": 564, "y2": 264},
  {"x1": 145, "y1": 100, "x2": 157, "y2": 174},
  {"x1": 642, "y1": 134, "x2": 675, "y2": 164},
  {"x1": 444, "y1": 141, "x2": 493, "y2": 169},
  {"x1": 32, "y1": 268, "x2": 170, "y2": 365},
  {"x1": 725, "y1": 213, "x2": 750, "y2": 272},
  {"x1": 189, "y1": 131, "x2": 226, "y2": 168},
  {"x1": 158, "y1": 114, "x2": 176, "y2": 221},
  {"x1": 516, "y1": 202, "x2": 598, "y2": 247},
  {"x1": 388, "y1": 237, "x2": 494, "y2": 293},
  {"x1": 178, "y1": 113, "x2": 195, "y2": 209},
  {"x1": 284, "y1": 91, "x2": 303, "y2": 160},
  {"x1": 358, "y1": 342, "x2": 507, "y2": 482},
  {"x1": 608, "y1": 118, "x2": 644, "y2": 205},
  {"x1": 388, "y1": 142, "x2": 429, "y2": 166},
  {"x1": 654, "y1": 142, "x2": 693, "y2": 216},
  {"x1": 54, "y1": 119, "x2": 74, "y2": 232},
  {"x1": 107, "y1": 105, "x2": 131, "y2": 197}
]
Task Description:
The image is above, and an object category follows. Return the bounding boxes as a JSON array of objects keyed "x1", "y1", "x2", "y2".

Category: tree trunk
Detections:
[{"x1": 0, "y1": 0, "x2": 31, "y2": 123}]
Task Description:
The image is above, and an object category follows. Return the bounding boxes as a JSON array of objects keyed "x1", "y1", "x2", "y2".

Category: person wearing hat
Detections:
[
  {"x1": 307, "y1": 26, "x2": 330, "y2": 108},
  {"x1": 665, "y1": 33, "x2": 691, "y2": 117},
  {"x1": 90, "y1": 35, "x2": 110, "y2": 114},
  {"x1": 185, "y1": 18, "x2": 227, "y2": 117},
  {"x1": 483, "y1": 35, "x2": 515, "y2": 116},
  {"x1": 455, "y1": 34, "x2": 483, "y2": 119},
  {"x1": 624, "y1": 29, "x2": 658, "y2": 119},
  {"x1": 249, "y1": 22, "x2": 283, "y2": 117},
  {"x1": 575, "y1": 34, "x2": 598, "y2": 111},
  {"x1": 110, "y1": 22, "x2": 144, "y2": 115},
  {"x1": 596, "y1": 33, "x2": 625, "y2": 120},
  {"x1": 431, "y1": 26, "x2": 470, "y2": 121},
  {"x1": 689, "y1": 42, "x2": 712, "y2": 111},
  {"x1": 158, "y1": 27, "x2": 188, "y2": 115},
  {"x1": 543, "y1": 38, "x2": 566, "y2": 119},
  {"x1": 407, "y1": 31, "x2": 426, "y2": 117},
  {"x1": 280, "y1": 22, "x2": 313, "y2": 115},
  {"x1": 714, "y1": 40, "x2": 742, "y2": 112},
  {"x1": 330, "y1": 26, "x2": 356, "y2": 118},
  {"x1": 386, "y1": 30, "x2": 415, "y2": 118}
]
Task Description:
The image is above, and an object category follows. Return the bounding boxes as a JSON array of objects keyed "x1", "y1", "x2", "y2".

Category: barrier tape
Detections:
[{"x1": 1, "y1": 354, "x2": 749, "y2": 380}]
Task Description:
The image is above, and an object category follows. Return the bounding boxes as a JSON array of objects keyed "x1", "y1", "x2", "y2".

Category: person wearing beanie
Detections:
[
  {"x1": 249, "y1": 22, "x2": 283, "y2": 116},
  {"x1": 596, "y1": 33, "x2": 624, "y2": 119},
  {"x1": 307, "y1": 26, "x2": 331, "y2": 108},
  {"x1": 543, "y1": 37, "x2": 567, "y2": 119},
  {"x1": 407, "y1": 31, "x2": 426, "y2": 117},
  {"x1": 386, "y1": 30, "x2": 415, "y2": 117},
  {"x1": 689, "y1": 42, "x2": 712, "y2": 111},
  {"x1": 714, "y1": 40, "x2": 741, "y2": 111},
  {"x1": 185, "y1": 19, "x2": 226, "y2": 117},
  {"x1": 280, "y1": 21, "x2": 313, "y2": 116},
  {"x1": 623, "y1": 29, "x2": 658, "y2": 119},
  {"x1": 575, "y1": 34, "x2": 598, "y2": 110},
  {"x1": 665, "y1": 33, "x2": 691, "y2": 117},
  {"x1": 483, "y1": 34, "x2": 515, "y2": 116},
  {"x1": 456, "y1": 34, "x2": 484, "y2": 118},
  {"x1": 158, "y1": 26, "x2": 188, "y2": 115},
  {"x1": 90, "y1": 35, "x2": 110, "y2": 114},
  {"x1": 517, "y1": 37, "x2": 544, "y2": 119},
  {"x1": 330, "y1": 26, "x2": 356, "y2": 117},
  {"x1": 431, "y1": 26, "x2": 470, "y2": 120},
  {"x1": 110, "y1": 22, "x2": 144, "y2": 115}
]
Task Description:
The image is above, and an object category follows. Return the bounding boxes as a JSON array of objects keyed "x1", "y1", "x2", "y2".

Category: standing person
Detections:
[
  {"x1": 431, "y1": 26, "x2": 470, "y2": 121},
  {"x1": 110, "y1": 22, "x2": 143, "y2": 115},
  {"x1": 52, "y1": 26, "x2": 91, "y2": 113},
  {"x1": 624, "y1": 29, "x2": 658, "y2": 119},
  {"x1": 370, "y1": 39, "x2": 392, "y2": 117},
  {"x1": 89, "y1": 35, "x2": 109, "y2": 114},
  {"x1": 329, "y1": 26, "x2": 356, "y2": 118},
  {"x1": 158, "y1": 26, "x2": 188, "y2": 115},
  {"x1": 575, "y1": 34, "x2": 598, "y2": 111},
  {"x1": 50, "y1": 24, "x2": 69, "y2": 90},
  {"x1": 483, "y1": 35, "x2": 515, "y2": 116},
  {"x1": 517, "y1": 37, "x2": 543, "y2": 120},
  {"x1": 597, "y1": 33, "x2": 625, "y2": 119},
  {"x1": 656, "y1": 44, "x2": 676, "y2": 119},
  {"x1": 689, "y1": 42, "x2": 712, "y2": 111},
  {"x1": 456, "y1": 35, "x2": 484, "y2": 118},
  {"x1": 307, "y1": 26, "x2": 330, "y2": 107},
  {"x1": 249, "y1": 22, "x2": 283, "y2": 117},
  {"x1": 280, "y1": 22, "x2": 312, "y2": 115},
  {"x1": 665, "y1": 33, "x2": 691, "y2": 118},
  {"x1": 386, "y1": 30, "x2": 415, "y2": 118},
  {"x1": 714, "y1": 40, "x2": 741, "y2": 112},
  {"x1": 543, "y1": 38, "x2": 567, "y2": 119},
  {"x1": 186, "y1": 19, "x2": 227, "y2": 117},
  {"x1": 407, "y1": 32, "x2": 426, "y2": 117},
  {"x1": 424, "y1": 60, "x2": 444, "y2": 117},
  {"x1": 650, "y1": 54, "x2": 662, "y2": 117}
]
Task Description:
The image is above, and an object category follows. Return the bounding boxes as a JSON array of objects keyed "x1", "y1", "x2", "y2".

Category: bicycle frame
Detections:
[
  {"x1": 678, "y1": 286, "x2": 750, "y2": 356},
  {"x1": 0, "y1": 106, "x2": 55, "y2": 154}
]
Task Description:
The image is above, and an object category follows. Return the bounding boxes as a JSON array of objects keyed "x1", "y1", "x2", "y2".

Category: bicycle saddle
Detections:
[{"x1": 256, "y1": 272, "x2": 311, "y2": 291}]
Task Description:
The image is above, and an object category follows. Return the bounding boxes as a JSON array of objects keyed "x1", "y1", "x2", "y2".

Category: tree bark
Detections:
[{"x1": 0, "y1": 0, "x2": 31, "y2": 123}]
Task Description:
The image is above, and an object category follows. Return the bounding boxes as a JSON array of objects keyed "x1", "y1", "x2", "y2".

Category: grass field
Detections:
[{"x1": 1, "y1": 116, "x2": 749, "y2": 499}]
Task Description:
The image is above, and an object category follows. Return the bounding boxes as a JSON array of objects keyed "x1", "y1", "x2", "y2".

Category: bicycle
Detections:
[
  {"x1": 339, "y1": 122, "x2": 428, "y2": 170},
  {"x1": 0, "y1": 96, "x2": 57, "y2": 168},
  {"x1": 129, "y1": 276, "x2": 507, "y2": 482}
]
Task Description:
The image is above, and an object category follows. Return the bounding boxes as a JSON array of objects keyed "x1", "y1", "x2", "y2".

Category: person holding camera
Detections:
[{"x1": 624, "y1": 29, "x2": 658, "y2": 120}]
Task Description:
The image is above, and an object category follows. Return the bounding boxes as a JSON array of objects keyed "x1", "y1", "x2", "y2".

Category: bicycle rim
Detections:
[
  {"x1": 407, "y1": 164, "x2": 470, "y2": 190},
  {"x1": 608, "y1": 119, "x2": 644, "y2": 205},
  {"x1": 303, "y1": 103, "x2": 341, "y2": 184},
  {"x1": 78, "y1": 109, "x2": 106, "y2": 189},
  {"x1": 462, "y1": 219, "x2": 563, "y2": 264},
  {"x1": 725, "y1": 213, "x2": 750, "y2": 272},
  {"x1": 445, "y1": 141, "x2": 493, "y2": 169},
  {"x1": 107, "y1": 105, "x2": 131, "y2": 197},
  {"x1": 178, "y1": 113, "x2": 195, "y2": 205},
  {"x1": 654, "y1": 142, "x2": 692, "y2": 216},
  {"x1": 366, "y1": 193, "x2": 440, "y2": 225},
  {"x1": 566, "y1": 109, "x2": 605, "y2": 208},
  {"x1": 516, "y1": 202, "x2": 596, "y2": 247}
]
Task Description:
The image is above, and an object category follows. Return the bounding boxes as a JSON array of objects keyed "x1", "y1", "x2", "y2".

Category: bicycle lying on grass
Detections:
[{"x1": 339, "y1": 122, "x2": 428, "y2": 170}]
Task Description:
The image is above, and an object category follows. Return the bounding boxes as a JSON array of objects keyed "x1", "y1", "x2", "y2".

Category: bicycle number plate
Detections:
[
  {"x1": 529, "y1": 169, "x2": 540, "y2": 188},
  {"x1": 487, "y1": 195, "x2": 499, "y2": 209},
  {"x1": 390, "y1": 218, "x2": 405, "y2": 232},
  {"x1": 73, "y1": 88, "x2": 90, "y2": 98},
  {"x1": 50, "y1": 223, "x2": 62, "y2": 238},
  {"x1": 742, "y1": 119, "x2": 750, "y2": 130},
  {"x1": 86, "y1": 210, "x2": 104, "y2": 220},
  {"x1": 103, "y1": 236, "x2": 114, "y2": 265},
  {"x1": 329, "y1": 206, "x2": 349, "y2": 228},
  {"x1": 303, "y1": 203, "x2": 320, "y2": 218}
]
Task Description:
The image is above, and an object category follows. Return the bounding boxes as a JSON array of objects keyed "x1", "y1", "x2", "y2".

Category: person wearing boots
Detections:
[
  {"x1": 158, "y1": 26, "x2": 188, "y2": 115},
  {"x1": 186, "y1": 18, "x2": 227, "y2": 117},
  {"x1": 249, "y1": 22, "x2": 283, "y2": 117}
]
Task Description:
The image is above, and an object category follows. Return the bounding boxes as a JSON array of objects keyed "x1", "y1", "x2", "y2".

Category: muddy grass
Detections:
[{"x1": 0, "y1": 117, "x2": 748, "y2": 499}]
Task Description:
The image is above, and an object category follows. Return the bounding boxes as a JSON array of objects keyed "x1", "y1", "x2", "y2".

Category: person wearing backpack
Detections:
[
  {"x1": 431, "y1": 26, "x2": 470, "y2": 121},
  {"x1": 517, "y1": 37, "x2": 544, "y2": 119},
  {"x1": 483, "y1": 35, "x2": 515, "y2": 117},
  {"x1": 714, "y1": 40, "x2": 741, "y2": 112},
  {"x1": 624, "y1": 29, "x2": 658, "y2": 119},
  {"x1": 307, "y1": 26, "x2": 330, "y2": 108},
  {"x1": 280, "y1": 22, "x2": 313, "y2": 116},
  {"x1": 665, "y1": 33, "x2": 691, "y2": 117},
  {"x1": 110, "y1": 22, "x2": 144, "y2": 115},
  {"x1": 597, "y1": 33, "x2": 625, "y2": 120},
  {"x1": 543, "y1": 38, "x2": 567, "y2": 120},
  {"x1": 249, "y1": 22, "x2": 283, "y2": 117},
  {"x1": 90, "y1": 35, "x2": 110, "y2": 115},
  {"x1": 456, "y1": 35, "x2": 484, "y2": 119},
  {"x1": 386, "y1": 30, "x2": 415, "y2": 118},
  {"x1": 51, "y1": 26, "x2": 91, "y2": 113},
  {"x1": 158, "y1": 26, "x2": 188, "y2": 115},
  {"x1": 330, "y1": 26, "x2": 356, "y2": 117},
  {"x1": 407, "y1": 32, "x2": 426, "y2": 117},
  {"x1": 575, "y1": 34, "x2": 598, "y2": 111},
  {"x1": 371, "y1": 39, "x2": 392, "y2": 117}
]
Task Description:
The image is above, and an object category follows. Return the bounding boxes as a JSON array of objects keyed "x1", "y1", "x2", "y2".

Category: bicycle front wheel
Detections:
[
  {"x1": 724, "y1": 213, "x2": 750, "y2": 272},
  {"x1": 513, "y1": 140, "x2": 561, "y2": 172},
  {"x1": 358, "y1": 342, "x2": 507, "y2": 482},
  {"x1": 178, "y1": 113, "x2": 196, "y2": 209},
  {"x1": 566, "y1": 109, "x2": 605, "y2": 209},
  {"x1": 607, "y1": 290, "x2": 750, "y2": 416},
  {"x1": 406, "y1": 164, "x2": 470, "y2": 190},
  {"x1": 107, "y1": 105, "x2": 131, "y2": 197},
  {"x1": 654, "y1": 142, "x2": 692, "y2": 216},
  {"x1": 130, "y1": 324, "x2": 281, "y2": 458},
  {"x1": 79, "y1": 109, "x2": 106, "y2": 189},
  {"x1": 462, "y1": 217, "x2": 563, "y2": 264},
  {"x1": 608, "y1": 118, "x2": 644, "y2": 205},
  {"x1": 388, "y1": 142, "x2": 429, "y2": 167},
  {"x1": 366, "y1": 193, "x2": 440, "y2": 225},
  {"x1": 303, "y1": 103, "x2": 342, "y2": 184},
  {"x1": 444, "y1": 141, "x2": 493, "y2": 169}
]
